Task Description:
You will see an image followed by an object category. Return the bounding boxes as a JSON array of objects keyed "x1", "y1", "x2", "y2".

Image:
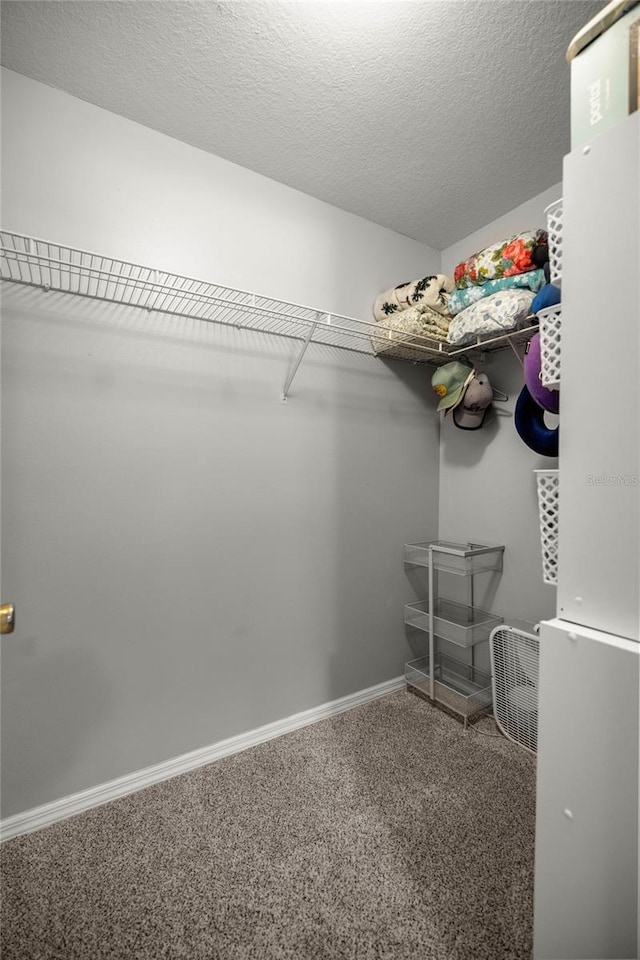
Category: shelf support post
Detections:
[
  {"x1": 428, "y1": 545, "x2": 435, "y2": 702},
  {"x1": 281, "y1": 314, "x2": 322, "y2": 402}
]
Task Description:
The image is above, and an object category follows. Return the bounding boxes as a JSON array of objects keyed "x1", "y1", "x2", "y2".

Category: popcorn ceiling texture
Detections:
[{"x1": 1, "y1": 0, "x2": 603, "y2": 249}]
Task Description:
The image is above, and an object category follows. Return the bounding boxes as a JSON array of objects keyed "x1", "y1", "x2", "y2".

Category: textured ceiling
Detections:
[{"x1": 1, "y1": 0, "x2": 604, "y2": 249}]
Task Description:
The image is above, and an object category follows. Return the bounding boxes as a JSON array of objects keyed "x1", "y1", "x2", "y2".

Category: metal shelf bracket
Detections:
[{"x1": 281, "y1": 314, "x2": 323, "y2": 402}]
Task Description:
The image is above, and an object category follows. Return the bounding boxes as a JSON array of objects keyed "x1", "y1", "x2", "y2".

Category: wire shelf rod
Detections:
[
  {"x1": 1, "y1": 257, "x2": 449, "y2": 357},
  {"x1": 445, "y1": 322, "x2": 538, "y2": 357},
  {"x1": 0, "y1": 236, "x2": 381, "y2": 335},
  {"x1": 0, "y1": 231, "x2": 540, "y2": 367},
  {"x1": 0, "y1": 265, "x2": 445, "y2": 360}
]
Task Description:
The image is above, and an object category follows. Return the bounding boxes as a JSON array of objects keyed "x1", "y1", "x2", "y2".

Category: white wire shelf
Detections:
[{"x1": 0, "y1": 231, "x2": 539, "y2": 371}]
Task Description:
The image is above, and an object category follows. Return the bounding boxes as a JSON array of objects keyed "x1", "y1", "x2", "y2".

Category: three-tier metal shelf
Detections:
[{"x1": 403, "y1": 539, "x2": 504, "y2": 726}]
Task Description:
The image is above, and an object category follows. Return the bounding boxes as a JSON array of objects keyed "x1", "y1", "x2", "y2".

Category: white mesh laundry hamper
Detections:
[
  {"x1": 490, "y1": 623, "x2": 540, "y2": 754},
  {"x1": 544, "y1": 198, "x2": 563, "y2": 285},
  {"x1": 537, "y1": 305, "x2": 562, "y2": 390},
  {"x1": 535, "y1": 469, "x2": 559, "y2": 585}
]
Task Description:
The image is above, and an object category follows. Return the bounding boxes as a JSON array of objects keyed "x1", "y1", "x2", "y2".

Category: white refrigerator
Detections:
[{"x1": 532, "y1": 84, "x2": 640, "y2": 960}]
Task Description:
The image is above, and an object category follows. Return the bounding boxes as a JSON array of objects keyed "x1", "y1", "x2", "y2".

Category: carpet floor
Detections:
[{"x1": 1, "y1": 691, "x2": 536, "y2": 960}]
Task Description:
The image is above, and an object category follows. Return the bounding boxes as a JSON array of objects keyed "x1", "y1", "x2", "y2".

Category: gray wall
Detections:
[
  {"x1": 1, "y1": 71, "x2": 441, "y2": 817},
  {"x1": 1, "y1": 71, "x2": 569, "y2": 820},
  {"x1": 438, "y1": 187, "x2": 562, "y2": 628}
]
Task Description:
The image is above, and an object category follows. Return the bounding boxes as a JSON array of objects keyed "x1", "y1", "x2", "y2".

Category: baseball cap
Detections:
[
  {"x1": 431, "y1": 361, "x2": 474, "y2": 413},
  {"x1": 453, "y1": 372, "x2": 494, "y2": 430}
]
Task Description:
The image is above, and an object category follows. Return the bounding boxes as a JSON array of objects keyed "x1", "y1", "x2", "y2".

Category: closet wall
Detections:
[
  {"x1": 1, "y1": 70, "x2": 441, "y2": 818},
  {"x1": 438, "y1": 187, "x2": 562, "y2": 627},
  {"x1": 2, "y1": 68, "x2": 563, "y2": 820}
]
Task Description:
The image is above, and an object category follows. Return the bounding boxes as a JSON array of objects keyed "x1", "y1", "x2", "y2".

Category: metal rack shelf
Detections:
[
  {"x1": 0, "y1": 231, "x2": 538, "y2": 396},
  {"x1": 404, "y1": 540, "x2": 504, "y2": 576},
  {"x1": 406, "y1": 653, "x2": 493, "y2": 720},
  {"x1": 404, "y1": 598, "x2": 503, "y2": 648},
  {"x1": 404, "y1": 539, "x2": 503, "y2": 726}
]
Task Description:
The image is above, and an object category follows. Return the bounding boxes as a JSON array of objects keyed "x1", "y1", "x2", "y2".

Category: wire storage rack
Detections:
[
  {"x1": 0, "y1": 231, "x2": 539, "y2": 390},
  {"x1": 403, "y1": 539, "x2": 504, "y2": 727}
]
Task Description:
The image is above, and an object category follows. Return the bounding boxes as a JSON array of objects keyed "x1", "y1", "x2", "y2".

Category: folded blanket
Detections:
[
  {"x1": 447, "y1": 289, "x2": 535, "y2": 346},
  {"x1": 453, "y1": 230, "x2": 548, "y2": 290},
  {"x1": 372, "y1": 303, "x2": 451, "y2": 357},
  {"x1": 374, "y1": 273, "x2": 454, "y2": 321},
  {"x1": 448, "y1": 269, "x2": 545, "y2": 315}
]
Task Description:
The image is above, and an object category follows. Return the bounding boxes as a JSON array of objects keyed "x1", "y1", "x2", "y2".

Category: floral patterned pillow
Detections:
[
  {"x1": 447, "y1": 289, "x2": 535, "y2": 346},
  {"x1": 453, "y1": 230, "x2": 548, "y2": 289}
]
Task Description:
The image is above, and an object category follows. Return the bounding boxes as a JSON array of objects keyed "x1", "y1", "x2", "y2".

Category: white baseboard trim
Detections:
[{"x1": 1, "y1": 676, "x2": 405, "y2": 842}]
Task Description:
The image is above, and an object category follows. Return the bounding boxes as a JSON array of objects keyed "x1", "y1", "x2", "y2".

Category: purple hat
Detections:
[
  {"x1": 453, "y1": 372, "x2": 494, "y2": 430},
  {"x1": 524, "y1": 333, "x2": 559, "y2": 414}
]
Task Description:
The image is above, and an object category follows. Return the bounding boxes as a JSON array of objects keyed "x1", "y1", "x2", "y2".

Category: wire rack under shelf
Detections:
[{"x1": 0, "y1": 230, "x2": 538, "y2": 367}]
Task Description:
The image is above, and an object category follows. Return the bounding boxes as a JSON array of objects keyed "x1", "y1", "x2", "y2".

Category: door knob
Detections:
[{"x1": 1, "y1": 603, "x2": 15, "y2": 635}]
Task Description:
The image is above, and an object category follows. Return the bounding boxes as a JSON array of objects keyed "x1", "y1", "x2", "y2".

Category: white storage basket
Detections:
[
  {"x1": 535, "y1": 469, "x2": 559, "y2": 586},
  {"x1": 490, "y1": 623, "x2": 540, "y2": 754},
  {"x1": 537, "y1": 305, "x2": 562, "y2": 389},
  {"x1": 544, "y1": 198, "x2": 563, "y2": 285}
]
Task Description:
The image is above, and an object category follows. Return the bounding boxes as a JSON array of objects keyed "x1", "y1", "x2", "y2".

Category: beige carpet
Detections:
[{"x1": 1, "y1": 691, "x2": 536, "y2": 960}]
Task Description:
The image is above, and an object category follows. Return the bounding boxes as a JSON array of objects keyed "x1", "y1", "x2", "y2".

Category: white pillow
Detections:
[{"x1": 447, "y1": 289, "x2": 535, "y2": 346}]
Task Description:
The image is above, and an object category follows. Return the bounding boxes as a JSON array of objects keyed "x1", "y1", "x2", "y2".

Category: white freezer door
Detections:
[
  {"x1": 558, "y1": 113, "x2": 639, "y2": 641},
  {"x1": 534, "y1": 618, "x2": 639, "y2": 960}
]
